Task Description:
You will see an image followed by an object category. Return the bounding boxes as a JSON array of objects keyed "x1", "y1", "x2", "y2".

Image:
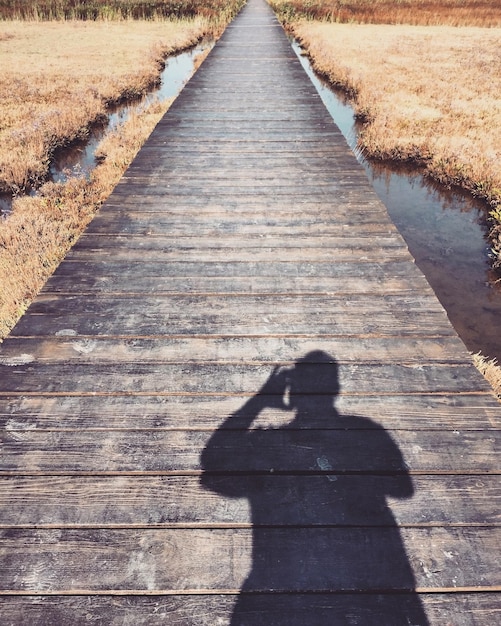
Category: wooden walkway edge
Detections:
[{"x1": 0, "y1": 0, "x2": 500, "y2": 623}]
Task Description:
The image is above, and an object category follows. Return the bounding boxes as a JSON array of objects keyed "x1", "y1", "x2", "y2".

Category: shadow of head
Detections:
[{"x1": 285, "y1": 350, "x2": 340, "y2": 415}]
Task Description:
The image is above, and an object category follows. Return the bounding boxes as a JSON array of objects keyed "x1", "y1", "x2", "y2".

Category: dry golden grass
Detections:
[
  {"x1": 0, "y1": 97, "x2": 173, "y2": 339},
  {"x1": 270, "y1": 0, "x2": 501, "y2": 27},
  {"x1": 0, "y1": 19, "x2": 210, "y2": 193},
  {"x1": 472, "y1": 353, "x2": 501, "y2": 399}
]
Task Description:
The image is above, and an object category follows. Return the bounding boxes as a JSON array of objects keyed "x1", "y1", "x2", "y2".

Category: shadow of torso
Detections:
[{"x1": 201, "y1": 355, "x2": 429, "y2": 625}]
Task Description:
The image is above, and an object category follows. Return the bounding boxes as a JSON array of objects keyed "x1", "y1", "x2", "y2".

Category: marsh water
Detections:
[
  {"x1": 0, "y1": 43, "x2": 210, "y2": 213},
  {"x1": 2, "y1": 40, "x2": 501, "y2": 360},
  {"x1": 50, "y1": 43, "x2": 211, "y2": 185}
]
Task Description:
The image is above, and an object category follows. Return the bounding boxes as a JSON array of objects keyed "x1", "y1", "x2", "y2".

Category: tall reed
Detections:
[
  {"x1": 270, "y1": 0, "x2": 501, "y2": 27},
  {"x1": 0, "y1": 0, "x2": 244, "y2": 22}
]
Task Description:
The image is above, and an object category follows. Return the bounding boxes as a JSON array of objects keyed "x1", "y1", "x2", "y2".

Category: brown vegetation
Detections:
[
  {"x1": 0, "y1": 20, "x2": 210, "y2": 194},
  {"x1": 270, "y1": 0, "x2": 501, "y2": 27},
  {"x1": 472, "y1": 353, "x2": 501, "y2": 398}
]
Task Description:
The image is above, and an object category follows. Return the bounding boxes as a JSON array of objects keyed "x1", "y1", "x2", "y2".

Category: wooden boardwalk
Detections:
[{"x1": 0, "y1": 0, "x2": 500, "y2": 623}]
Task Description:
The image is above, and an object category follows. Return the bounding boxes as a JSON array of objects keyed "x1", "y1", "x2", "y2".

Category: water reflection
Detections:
[
  {"x1": 0, "y1": 42, "x2": 212, "y2": 215},
  {"x1": 0, "y1": 195, "x2": 10, "y2": 218},
  {"x1": 292, "y1": 41, "x2": 501, "y2": 361}
]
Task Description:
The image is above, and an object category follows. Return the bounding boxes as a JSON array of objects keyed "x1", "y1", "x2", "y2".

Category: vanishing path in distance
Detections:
[{"x1": 0, "y1": 0, "x2": 499, "y2": 623}]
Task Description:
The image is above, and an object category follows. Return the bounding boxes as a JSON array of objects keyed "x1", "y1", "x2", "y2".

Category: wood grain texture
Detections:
[
  {"x1": 0, "y1": 0, "x2": 499, "y2": 621},
  {"x1": 0, "y1": 475, "x2": 498, "y2": 527},
  {"x1": 0, "y1": 594, "x2": 498, "y2": 626},
  {"x1": 0, "y1": 527, "x2": 498, "y2": 591},
  {"x1": 1, "y1": 427, "x2": 498, "y2": 474},
  {"x1": 0, "y1": 335, "x2": 473, "y2": 364},
  {"x1": 1, "y1": 393, "x2": 499, "y2": 431},
  {"x1": 0, "y1": 362, "x2": 491, "y2": 394}
]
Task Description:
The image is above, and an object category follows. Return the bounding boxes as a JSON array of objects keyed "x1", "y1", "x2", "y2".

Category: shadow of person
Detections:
[{"x1": 201, "y1": 351, "x2": 429, "y2": 625}]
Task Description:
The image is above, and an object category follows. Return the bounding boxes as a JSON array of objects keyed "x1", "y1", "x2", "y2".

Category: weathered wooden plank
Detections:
[
  {"x1": 97, "y1": 199, "x2": 387, "y2": 214},
  {"x1": 85, "y1": 217, "x2": 398, "y2": 237},
  {"x1": 122, "y1": 164, "x2": 352, "y2": 178},
  {"x1": 70, "y1": 233, "x2": 407, "y2": 249},
  {"x1": 9, "y1": 317, "x2": 454, "y2": 339},
  {"x1": 83, "y1": 220, "x2": 398, "y2": 237},
  {"x1": 43, "y1": 272, "x2": 429, "y2": 297},
  {"x1": 1, "y1": 393, "x2": 499, "y2": 431},
  {"x1": 65, "y1": 233, "x2": 410, "y2": 262},
  {"x1": 105, "y1": 184, "x2": 378, "y2": 198},
  {"x1": 90, "y1": 206, "x2": 392, "y2": 224},
  {"x1": 140, "y1": 132, "x2": 346, "y2": 144},
  {"x1": 0, "y1": 527, "x2": 498, "y2": 591},
  {"x1": 125, "y1": 145, "x2": 360, "y2": 160},
  {"x1": 10, "y1": 294, "x2": 454, "y2": 338},
  {"x1": 0, "y1": 362, "x2": 490, "y2": 394},
  {"x1": 0, "y1": 593, "x2": 498, "y2": 626},
  {"x1": 0, "y1": 336, "x2": 472, "y2": 365},
  {"x1": 119, "y1": 173, "x2": 368, "y2": 187},
  {"x1": 42, "y1": 274, "x2": 428, "y2": 295},
  {"x1": 37, "y1": 263, "x2": 432, "y2": 296},
  {"x1": 1, "y1": 429, "x2": 498, "y2": 473},
  {"x1": 90, "y1": 192, "x2": 389, "y2": 206},
  {"x1": 123, "y1": 155, "x2": 363, "y2": 170},
  {"x1": 45, "y1": 260, "x2": 427, "y2": 280},
  {"x1": 0, "y1": 475, "x2": 498, "y2": 527},
  {"x1": 45, "y1": 258, "x2": 426, "y2": 278}
]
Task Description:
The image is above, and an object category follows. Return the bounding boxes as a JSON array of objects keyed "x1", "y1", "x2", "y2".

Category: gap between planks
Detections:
[{"x1": 0, "y1": 587, "x2": 499, "y2": 596}]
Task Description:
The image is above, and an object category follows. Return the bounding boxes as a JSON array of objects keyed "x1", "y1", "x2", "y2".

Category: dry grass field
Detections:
[{"x1": 0, "y1": 20, "x2": 209, "y2": 193}]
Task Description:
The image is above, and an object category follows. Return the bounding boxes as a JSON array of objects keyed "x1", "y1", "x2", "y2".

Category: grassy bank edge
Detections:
[
  {"x1": 297, "y1": 29, "x2": 501, "y2": 272},
  {"x1": 472, "y1": 354, "x2": 501, "y2": 398}
]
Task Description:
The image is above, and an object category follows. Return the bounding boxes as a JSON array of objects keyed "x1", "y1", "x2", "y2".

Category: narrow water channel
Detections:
[
  {"x1": 50, "y1": 44, "x2": 212, "y2": 186},
  {"x1": 292, "y1": 41, "x2": 501, "y2": 362},
  {"x1": 0, "y1": 42, "x2": 212, "y2": 213}
]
